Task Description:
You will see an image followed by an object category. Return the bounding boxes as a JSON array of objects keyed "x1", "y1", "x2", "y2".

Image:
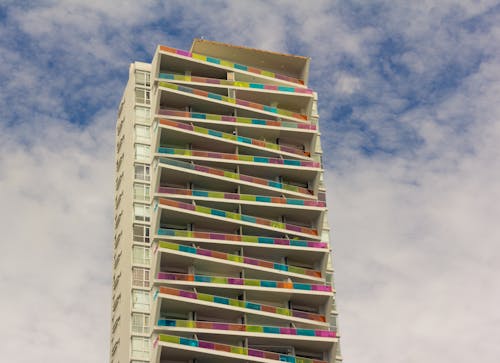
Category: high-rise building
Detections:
[{"x1": 111, "y1": 39, "x2": 342, "y2": 363}]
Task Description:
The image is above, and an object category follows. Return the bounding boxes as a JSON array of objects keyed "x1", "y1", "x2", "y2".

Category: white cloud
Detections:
[{"x1": 334, "y1": 73, "x2": 361, "y2": 95}]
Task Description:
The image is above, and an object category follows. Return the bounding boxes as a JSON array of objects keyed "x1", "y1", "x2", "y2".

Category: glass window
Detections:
[
  {"x1": 135, "y1": 144, "x2": 150, "y2": 161},
  {"x1": 132, "y1": 268, "x2": 150, "y2": 288},
  {"x1": 135, "y1": 71, "x2": 150, "y2": 87},
  {"x1": 131, "y1": 313, "x2": 150, "y2": 334},
  {"x1": 131, "y1": 337, "x2": 150, "y2": 359},
  {"x1": 135, "y1": 107, "x2": 150, "y2": 123},
  {"x1": 135, "y1": 125, "x2": 150, "y2": 142},
  {"x1": 135, "y1": 89, "x2": 150, "y2": 105},
  {"x1": 134, "y1": 164, "x2": 150, "y2": 181},
  {"x1": 133, "y1": 225, "x2": 150, "y2": 243},
  {"x1": 132, "y1": 290, "x2": 149, "y2": 312},
  {"x1": 134, "y1": 204, "x2": 150, "y2": 222},
  {"x1": 133, "y1": 246, "x2": 151, "y2": 265},
  {"x1": 134, "y1": 184, "x2": 150, "y2": 201}
]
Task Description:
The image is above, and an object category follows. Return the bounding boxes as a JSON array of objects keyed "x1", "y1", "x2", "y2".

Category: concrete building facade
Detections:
[{"x1": 111, "y1": 39, "x2": 342, "y2": 363}]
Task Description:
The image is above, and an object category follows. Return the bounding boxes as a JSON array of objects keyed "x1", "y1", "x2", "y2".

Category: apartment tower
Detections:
[{"x1": 111, "y1": 39, "x2": 342, "y2": 363}]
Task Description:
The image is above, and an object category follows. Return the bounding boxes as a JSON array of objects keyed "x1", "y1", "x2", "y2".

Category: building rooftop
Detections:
[{"x1": 190, "y1": 38, "x2": 310, "y2": 83}]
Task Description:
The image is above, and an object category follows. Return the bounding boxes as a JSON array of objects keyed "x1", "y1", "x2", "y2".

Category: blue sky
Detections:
[{"x1": 1, "y1": 1, "x2": 500, "y2": 362}]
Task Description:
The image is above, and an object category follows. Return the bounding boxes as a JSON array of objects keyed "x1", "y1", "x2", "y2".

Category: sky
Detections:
[{"x1": 1, "y1": 0, "x2": 499, "y2": 362}]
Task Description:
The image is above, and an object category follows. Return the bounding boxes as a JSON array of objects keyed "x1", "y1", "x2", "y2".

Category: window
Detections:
[
  {"x1": 134, "y1": 164, "x2": 150, "y2": 181},
  {"x1": 134, "y1": 204, "x2": 150, "y2": 222},
  {"x1": 133, "y1": 246, "x2": 151, "y2": 265},
  {"x1": 134, "y1": 184, "x2": 150, "y2": 201},
  {"x1": 133, "y1": 225, "x2": 150, "y2": 243},
  {"x1": 136, "y1": 71, "x2": 151, "y2": 87},
  {"x1": 132, "y1": 267, "x2": 150, "y2": 288},
  {"x1": 135, "y1": 107, "x2": 151, "y2": 124},
  {"x1": 131, "y1": 337, "x2": 150, "y2": 360},
  {"x1": 135, "y1": 89, "x2": 150, "y2": 105},
  {"x1": 135, "y1": 144, "x2": 150, "y2": 161},
  {"x1": 131, "y1": 313, "x2": 150, "y2": 334},
  {"x1": 135, "y1": 125, "x2": 150, "y2": 143},
  {"x1": 132, "y1": 290, "x2": 149, "y2": 312}
]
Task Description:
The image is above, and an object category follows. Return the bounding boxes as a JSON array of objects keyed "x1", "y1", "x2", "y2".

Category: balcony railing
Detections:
[
  {"x1": 159, "y1": 45, "x2": 306, "y2": 86},
  {"x1": 157, "y1": 241, "x2": 321, "y2": 278},
  {"x1": 157, "y1": 286, "x2": 326, "y2": 322},
  {"x1": 156, "y1": 334, "x2": 327, "y2": 363},
  {"x1": 157, "y1": 319, "x2": 336, "y2": 338},
  {"x1": 159, "y1": 73, "x2": 313, "y2": 94},
  {"x1": 158, "y1": 158, "x2": 313, "y2": 196},
  {"x1": 158, "y1": 109, "x2": 317, "y2": 130},
  {"x1": 158, "y1": 148, "x2": 319, "y2": 168},
  {"x1": 156, "y1": 272, "x2": 332, "y2": 292},
  {"x1": 159, "y1": 198, "x2": 319, "y2": 237},
  {"x1": 159, "y1": 81, "x2": 308, "y2": 121},
  {"x1": 156, "y1": 229, "x2": 328, "y2": 249},
  {"x1": 157, "y1": 187, "x2": 326, "y2": 207},
  {"x1": 159, "y1": 118, "x2": 311, "y2": 157}
]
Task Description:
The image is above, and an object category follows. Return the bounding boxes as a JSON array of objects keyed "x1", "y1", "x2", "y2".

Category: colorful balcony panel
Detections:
[
  {"x1": 159, "y1": 198, "x2": 319, "y2": 237},
  {"x1": 159, "y1": 45, "x2": 306, "y2": 86},
  {"x1": 157, "y1": 241, "x2": 322, "y2": 278},
  {"x1": 159, "y1": 118, "x2": 311, "y2": 157},
  {"x1": 159, "y1": 73, "x2": 313, "y2": 94},
  {"x1": 158, "y1": 109, "x2": 317, "y2": 130},
  {"x1": 156, "y1": 229, "x2": 328, "y2": 249},
  {"x1": 157, "y1": 334, "x2": 327, "y2": 363},
  {"x1": 159, "y1": 158, "x2": 313, "y2": 196},
  {"x1": 157, "y1": 187, "x2": 326, "y2": 207},
  {"x1": 158, "y1": 147, "x2": 320, "y2": 168},
  {"x1": 156, "y1": 273, "x2": 332, "y2": 292},
  {"x1": 159, "y1": 81, "x2": 308, "y2": 121},
  {"x1": 158, "y1": 286, "x2": 326, "y2": 322},
  {"x1": 157, "y1": 319, "x2": 336, "y2": 338}
]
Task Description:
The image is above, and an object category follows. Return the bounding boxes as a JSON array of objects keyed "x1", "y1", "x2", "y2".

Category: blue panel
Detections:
[
  {"x1": 263, "y1": 326, "x2": 280, "y2": 334},
  {"x1": 214, "y1": 296, "x2": 229, "y2": 305},
  {"x1": 252, "y1": 119, "x2": 266, "y2": 125},
  {"x1": 180, "y1": 337, "x2": 198, "y2": 347},
  {"x1": 206, "y1": 57, "x2": 220, "y2": 64},
  {"x1": 179, "y1": 245, "x2": 196, "y2": 254},
  {"x1": 234, "y1": 63, "x2": 247, "y2": 70},
  {"x1": 274, "y1": 263, "x2": 288, "y2": 271},
  {"x1": 245, "y1": 302, "x2": 261, "y2": 310},
  {"x1": 211, "y1": 209, "x2": 226, "y2": 217}
]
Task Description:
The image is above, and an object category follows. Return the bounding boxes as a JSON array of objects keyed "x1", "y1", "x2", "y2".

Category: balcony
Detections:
[
  {"x1": 156, "y1": 319, "x2": 336, "y2": 338},
  {"x1": 155, "y1": 287, "x2": 327, "y2": 323},
  {"x1": 158, "y1": 73, "x2": 312, "y2": 113},
  {"x1": 159, "y1": 73, "x2": 313, "y2": 95},
  {"x1": 157, "y1": 109, "x2": 317, "y2": 131},
  {"x1": 157, "y1": 158, "x2": 314, "y2": 198},
  {"x1": 156, "y1": 229, "x2": 328, "y2": 249},
  {"x1": 159, "y1": 82, "x2": 308, "y2": 122},
  {"x1": 157, "y1": 187, "x2": 325, "y2": 208},
  {"x1": 158, "y1": 45, "x2": 306, "y2": 86},
  {"x1": 157, "y1": 148, "x2": 319, "y2": 169},
  {"x1": 156, "y1": 241, "x2": 321, "y2": 279},
  {"x1": 156, "y1": 273, "x2": 332, "y2": 293},
  {"x1": 154, "y1": 333, "x2": 328, "y2": 363},
  {"x1": 156, "y1": 118, "x2": 312, "y2": 158},
  {"x1": 157, "y1": 198, "x2": 319, "y2": 238}
]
